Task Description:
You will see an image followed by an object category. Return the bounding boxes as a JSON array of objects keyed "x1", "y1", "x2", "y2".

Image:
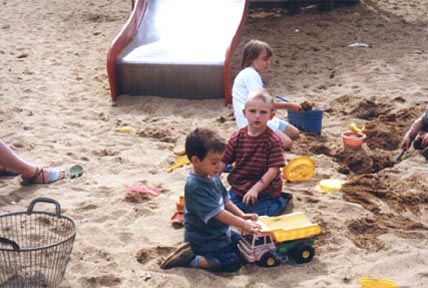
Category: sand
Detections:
[{"x1": 1, "y1": 0, "x2": 427, "y2": 287}]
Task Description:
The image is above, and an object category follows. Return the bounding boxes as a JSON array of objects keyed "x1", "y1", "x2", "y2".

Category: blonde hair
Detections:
[
  {"x1": 245, "y1": 89, "x2": 275, "y2": 110},
  {"x1": 241, "y1": 39, "x2": 273, "y2": 68}
]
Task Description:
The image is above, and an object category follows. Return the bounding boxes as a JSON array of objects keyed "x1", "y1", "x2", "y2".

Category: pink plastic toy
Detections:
[{"x1": 123, "y1": 184, "x2": 161, "y2": 196}]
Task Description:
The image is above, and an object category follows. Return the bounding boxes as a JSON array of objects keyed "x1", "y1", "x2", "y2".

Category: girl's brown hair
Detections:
[{"x1": 241, "y1": 39, "x2": 273, "y2": 68}]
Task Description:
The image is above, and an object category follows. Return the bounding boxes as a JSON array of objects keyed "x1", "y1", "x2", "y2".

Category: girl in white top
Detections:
[{"x1": 232, "y1": 39, "x2": 302, "y2": 150}]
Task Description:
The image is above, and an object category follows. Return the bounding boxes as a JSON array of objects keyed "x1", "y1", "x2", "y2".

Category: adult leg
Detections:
[
  {"x1": 0, "y1": 139, "x2": 38, "y2": 176},
  {"x1": 0, "y1": 138, "x2": 65, "y2": 184}
]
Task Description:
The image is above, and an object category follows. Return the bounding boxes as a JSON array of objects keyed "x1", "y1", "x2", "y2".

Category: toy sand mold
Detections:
[{"x1": 282, "y1": 156, "x2": 316, "y2": 182}]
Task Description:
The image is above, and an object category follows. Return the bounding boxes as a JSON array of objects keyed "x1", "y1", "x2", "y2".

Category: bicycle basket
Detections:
[{"x1": 0, "y1": 197, "x2": 76, "y2": 287}]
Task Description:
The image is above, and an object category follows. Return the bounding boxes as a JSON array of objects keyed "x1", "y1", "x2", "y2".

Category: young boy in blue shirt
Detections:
[{"x1": 161, "y1": 128, "x2": 260, "y2": 272}]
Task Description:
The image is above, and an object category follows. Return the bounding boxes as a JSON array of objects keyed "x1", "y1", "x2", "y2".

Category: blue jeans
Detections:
[
  {"x1": 230, "y1": 190, "x2": 291, "y2": 216},
  {"x1": 192, "y1": 231, "x2": 242, "y2": 272}
]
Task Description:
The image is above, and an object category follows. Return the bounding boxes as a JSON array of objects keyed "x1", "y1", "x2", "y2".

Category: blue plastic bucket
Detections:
[{"x1": 287, "y1": 110, "x2": 323, "y2": 134}]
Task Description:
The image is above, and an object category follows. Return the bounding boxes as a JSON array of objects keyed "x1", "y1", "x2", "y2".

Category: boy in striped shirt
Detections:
[{"x1": 221, "y1": 89, "x2": 291, "y2": 216}]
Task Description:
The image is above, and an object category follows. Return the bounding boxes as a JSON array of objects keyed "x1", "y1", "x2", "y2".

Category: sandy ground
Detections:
[{"x1": 1, "y1": 0, "x2": 428, "y2": 287}]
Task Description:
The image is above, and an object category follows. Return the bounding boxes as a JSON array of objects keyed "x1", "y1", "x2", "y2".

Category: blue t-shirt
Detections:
[{"x1": 184, "y1": 173, "x2": 231, "y2": 254}]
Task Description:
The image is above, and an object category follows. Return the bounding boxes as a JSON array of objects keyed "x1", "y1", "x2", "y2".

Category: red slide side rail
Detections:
[
  {"x1": 108, "y1": 0, "x2": 248, "y2": 105},
  {"x1": 106, "y1": 0, "x2": 147, "y2": 105},
  {"x1": 224, "y1": 0, "x2": 249, "y2": 105}
]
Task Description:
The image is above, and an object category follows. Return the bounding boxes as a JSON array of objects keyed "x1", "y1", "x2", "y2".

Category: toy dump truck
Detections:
[{"x1": 238, "y1": 212, "x2": 321, "y2": 267}]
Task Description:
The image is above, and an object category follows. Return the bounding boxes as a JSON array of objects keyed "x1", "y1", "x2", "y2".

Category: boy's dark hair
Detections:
[{"x1": 185, "y1": 128, "x2": 226, "y2": 161}]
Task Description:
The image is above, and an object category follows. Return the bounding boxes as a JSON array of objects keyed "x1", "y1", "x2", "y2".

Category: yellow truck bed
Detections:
[{"x1": 258, "y1": 212, "x2": 321, "y2": 243}]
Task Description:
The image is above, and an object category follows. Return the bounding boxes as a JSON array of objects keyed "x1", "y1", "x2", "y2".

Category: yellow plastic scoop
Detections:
[
  {"x1": 166, "y1": 155, "x2": 190, "y2": 173},
  {"x1": 316, "y1": 179, "x2": 345, "y2": 192},
  {"x1": 359, "y1": 277, "x2": 397, "y2": 288},
  {"x1": 348, "y1": 122, "x2": 365, "y2": 134},
  {"x1": 283, "y1": 156, "x2": 315, "y2": 182}
]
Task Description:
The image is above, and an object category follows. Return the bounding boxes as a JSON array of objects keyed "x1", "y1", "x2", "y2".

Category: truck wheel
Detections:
[
  {"x1": 291, "y1": 244, "x2": 315, "y2": 264},
  {"x1": 259, "y1": 252, "x2": 281, "y2": 267}
]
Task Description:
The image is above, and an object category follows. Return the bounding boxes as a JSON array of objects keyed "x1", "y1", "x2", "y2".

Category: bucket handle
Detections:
[
  {"x1": 26, "y1": 197, "x2": 62, "y2": 217},
  {"x1": 275, "y1": 96, "x2": 289, "y2": 103},
  {"x1": 0, "y1": 237, "x2": 21, "y2": 251}
]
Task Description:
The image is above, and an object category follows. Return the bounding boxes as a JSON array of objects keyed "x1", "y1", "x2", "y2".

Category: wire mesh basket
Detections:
[{"x1": 0, "y1": 197, "x2": 76, "y2": 288}]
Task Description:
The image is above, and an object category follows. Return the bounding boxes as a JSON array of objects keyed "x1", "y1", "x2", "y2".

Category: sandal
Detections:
[
  {"x1": 21, "y1": 167, "x2": 44, "y2": 186},
  {"x1": 20, "y1": 167, "x2": 64, "y2": 186}
]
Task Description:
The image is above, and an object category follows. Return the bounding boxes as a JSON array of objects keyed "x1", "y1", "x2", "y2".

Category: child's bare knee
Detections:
[{"x1": 286, "y1": 126, "x2": 300, "y2": 140}]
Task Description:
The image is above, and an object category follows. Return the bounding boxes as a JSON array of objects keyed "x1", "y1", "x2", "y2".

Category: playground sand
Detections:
[{"x1": 1, "y1": 0, "x2": 427, "y2": 287}]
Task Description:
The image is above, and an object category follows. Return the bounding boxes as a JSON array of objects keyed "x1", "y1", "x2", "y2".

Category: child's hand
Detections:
[
  {"x1": 288, "y1": 102, "x2": 303, "y2": 113},
  {"x1": 243, "y1": 220, "x2": 261, "y2": 234},
  {"x1": 243, "y1": 188, "x2": 259, "y2": 206},
  {"x1": 242, "y1": 213, "x2": 258, "y2": 221},
  {"x1": 400, "y1": 136, "x2": 412, "y2": 150}
]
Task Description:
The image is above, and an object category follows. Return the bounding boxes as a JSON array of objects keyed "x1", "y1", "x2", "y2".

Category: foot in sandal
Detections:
[{"x1": 21, "y1": 167, "x2": 66, "y2": 186}]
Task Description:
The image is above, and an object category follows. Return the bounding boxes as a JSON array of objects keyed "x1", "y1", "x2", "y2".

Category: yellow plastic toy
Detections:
[
  {"x1": 258, "y1": 212, "x2": 321, "y2": 242},
  {"x1": 170, "y1": 193, "x2": 185, "y2": 225},
  {"x1": 359, "y1": 277, "x2": 397, "y2": 288},
  {"x1": 173, "y1": 146, "x2": 186, "y2": 156},
  {"x1": 316, "y1": 179, "x2": 345, "y2": 192},
  {"x1": 115, "y1": 126, "x2": 132, "y2": 133},
  {"x1": 166, "y1": 155, "x2": 190, "y2": 173},
  {"x1": 238, "y1": 212, "x2": 321, "y2": 267},
  {"x1": 283, "y1": 156, "x2": 316, "y2": 182},
  {"x1": 348, "y1": 122, "x2": 365, "y2": 134}
]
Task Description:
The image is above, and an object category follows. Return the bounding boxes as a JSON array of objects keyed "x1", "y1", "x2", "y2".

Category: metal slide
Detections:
[{"x1": 107, "y1": 0, "x2": 249, "y2": 104}]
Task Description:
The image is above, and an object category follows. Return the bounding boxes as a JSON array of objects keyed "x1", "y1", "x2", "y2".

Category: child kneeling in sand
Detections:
[
  {"x1": 160, "y1": 128, "x2": 260, "y2": 272},
  {"x1": 221, "y1": 89, "x2": 291, "y2": 217},
  {"x1": 401, "y1": 110, "x2": 428, "y2": 158}
]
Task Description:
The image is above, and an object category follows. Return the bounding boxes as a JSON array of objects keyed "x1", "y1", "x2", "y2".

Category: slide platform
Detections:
[{"x1": 107, "y1": 0, "x2": 249, "y2": 105}]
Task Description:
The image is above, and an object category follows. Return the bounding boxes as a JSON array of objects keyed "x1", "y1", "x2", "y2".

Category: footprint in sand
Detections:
[{"x1": 84, "y1": 275, "x2": 121, "y2": 287}]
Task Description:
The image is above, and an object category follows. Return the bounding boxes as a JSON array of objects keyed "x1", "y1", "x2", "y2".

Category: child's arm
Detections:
[
  {"x1": 224, "y1": 200, "x2": 258, "y2": 221},
  {"x1": 274, "y1": 96, "x2": 303, "y2": 112},
  {"x1": 401, "y1": 115, "x2": 424, "y2": 150},
  {"x1": 274, "y1": 101, "x2": 303, "y2": 112},
  {"x1": 214, "y1": 209, "x2": 260, "y2": 234},
  {"x1": 243, "y1": 167, "x2": 280, "y2": 206}
]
